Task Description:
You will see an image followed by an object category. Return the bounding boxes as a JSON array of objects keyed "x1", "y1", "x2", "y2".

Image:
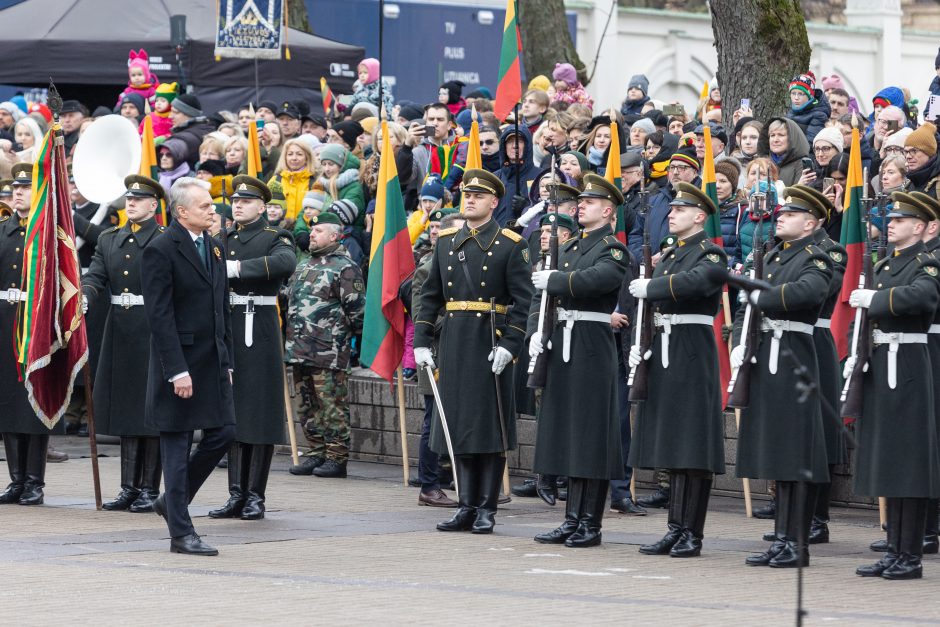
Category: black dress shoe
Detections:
[
  {"x1": 768, "y1": 540, "x2": 809, "y2": 568},
  {"x1": 610, "y1": 498, "x2": 647, "y2": 515},
  {"x1": 208, "y1": 496, "x2": 245, "y2": 519},
  {"x1": 437, "y1": 507, "x2": 476, "y2": 532},
  {"x1": 808, "y1": 519, "x2": 830, "y2": 544},
  {"x1": 471, "y1": 508, "x2": 496, "y2": 534},
  {"x1": 565, "y1": 525, "x2": 602, "y2": 548},
  {"x1": 536, "y1": 475, "x2": 557, "y2": 506},
  {"x1": 170, "y1": 533, "x2": 219, "y2": 556},
  {"x1": 746, "y1": 539, "x2": 785, "y2": 566},
  {"x1": 102, "y1": 488, "x2": 140, "y2": 511},
  {"x1": 289, "y1": 456, "x2": 325, "y2": 476},
  {"x1": 18, "y1": 483, "x2": 44, "y2": 506},
  {"x1": 534, "y1": 521, "x2": 579, "y2": 544},
  {"x1": 312, "y1": 459, "x2": 347, "y2": 478},
  {"x1": 669, "y1": 529, "x2": 702, "y2": 558},
  {"x1": 636, "y1": 487, "x2": 670, "y2": 509},
  {"x1": 856, "y1": 554, "x2": 898, "y2": 577},
  {"x1": 881, "y1": 553, "x2": 923, "y2": 580},
  {"x1": 639, "y1": 526, "x2": 682, "y2": 555},
  {"x1": 511, "y1": 478, "x2": 538, "y2": 498},
  {"x1": 153, "y1": 493, "x2": 167, "y2": 521},
  {"x1": 0, "y1": 483, "x2": 24, "y2": 505},
  {"x1": 752, "y1": 501, "x2": 776, "y2": 519},
  {"x1": 870, "y1": 538, "x2": 888, "y2": 552},
  {"x1": 240, "y1": 496, "x2": 265, "y2": 520},
  {"x1": 129, "y1": 490, "x2": 157, "y2": 513},
  {"x1": 923, "y1": 534, "x2": 939, "y2": 555}
]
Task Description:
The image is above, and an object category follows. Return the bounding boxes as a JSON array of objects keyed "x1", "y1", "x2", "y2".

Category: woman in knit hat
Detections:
[
  {"x1": 903, "y1": 121, "x2": 940, "y2": 194},
  {"x1": 318, "y1": 143, "x2": 366, "y2": 235},
  {"x1": 880, "y1": 126, "x2": 913, "y2": 161},
  {"x1": 809, "y1": 126, "x2": 844, "y2": 182},
  {"x1": 268, "y1": 137, "x2": 319, "y2": 221},
  {"x1": 559, "y1": 150, "x2": 588, "y2": 186},
  {"x1": 715, "y1": 158, "x2": 744, "y2": 266},
  {"x1": 630, "y1": 118, "x2": 656, "y2": 149},
  {"x1": 349, "y1": 58, "x2": 394, "y2": 115},
  {"x1": 551, "y1": 62, "x2": 593, "y2": 109}
]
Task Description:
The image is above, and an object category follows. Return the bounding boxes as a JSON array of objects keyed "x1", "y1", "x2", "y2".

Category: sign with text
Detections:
[{"x1": 215, "y1": 0, "x2": 284, "y2": 60}]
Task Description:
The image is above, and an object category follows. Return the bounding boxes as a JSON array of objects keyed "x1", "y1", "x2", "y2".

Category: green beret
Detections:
[
  {"x1": 214, "y1": 202, "x2": 232, "y2": 220},
  {"x1": 670, "y1": 181, "x2": 716, "y2": 214},
  {"x1": 231, "y1": 175, "x2": 273, "y2": 203},
  {"x1": 539, "y1": 211, "x2": 576, "y2": 233},
  {"x1": 311, "y1": 212, "x2": 342, "y2": 226},
  {"x1": 429, "y1": 207, "x2": 458, "y2": 223},
  {"x1": 460, "y1": 168, "x2": 505, "y2": 198},
  {"x1": 124, "y1": 174, "x2": 166, "y2": 201},
  {"x1": 579, "y1": 173, "x2": 624, "y2": 206}
]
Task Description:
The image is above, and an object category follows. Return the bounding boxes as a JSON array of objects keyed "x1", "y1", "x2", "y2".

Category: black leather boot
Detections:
[
  {"x1": 809, "y1": 474, "x2": 831, "y2": 544},
  {"x1": 208, "y1": 443, "x2": 247, "y2": 518},
  {"x1": 747, "y1": 480, "x2": 792, "y2": 566},
  {"x1": 129, "y1": 437, "x2": 162, "y2": 513},
  {"x1": 0, "y1": 433, "x2": 26, "y2": 504},
  {"x1": 438, "y1": 455, "x2": 477, "y2": 532},
  {"x1": 19, "y1": 434, "x2": 48, "y2": 505},
  {"x1": 566, "y1": 479, "x2": 609, "y2": 548},
  {"x1": 671, "y1": 471, "x2": 712, "y2": 558},
  {"x1": 640, "y1": 472, "x2": 684, "y2": 555},
  {"x1": 536, "y1": 474, "x2": 558, "y2": 506},
  {"x1": 752, "y1": 498, "x2": 776, "y2": 520},
  {"x1": 922, "y1": 498, "x2": 939, "y2": 554},
  {"x1": 103, "y1": 437, "x2": 142, "y2": 511},
  {"x1": 535, "y1": 478, "x2": 583, "y2": 544},
  {"x1": 241, "y1": 444, "x2": 274, "y2": 520},
  {"x1": 472, "y1": 454, "x2": 504, "y2": 534},
  {"x1": 770, "y1": 482, "x2": 817, "y2": 568},
  {"x1": 858, "y1": 497, "x2": 901, "y2": 577},
  {"x1": 883, "y1": 498, "x2": 927, "y2": 580}
]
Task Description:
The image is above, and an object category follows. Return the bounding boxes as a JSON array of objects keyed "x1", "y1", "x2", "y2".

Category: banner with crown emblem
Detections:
[{"x1": 214, "y1": 0, "x2": 284, "y2": 60}]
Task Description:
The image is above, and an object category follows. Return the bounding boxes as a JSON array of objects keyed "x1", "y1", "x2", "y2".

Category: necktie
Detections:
[{"x1": 195, "y1": 236, "x2": 208, "y2": 270}]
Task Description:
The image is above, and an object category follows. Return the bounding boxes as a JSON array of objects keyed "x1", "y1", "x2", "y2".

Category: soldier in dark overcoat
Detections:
[
  {"x1": 528, "y1": 174, "x2": 628, "y2": 548},
  {"x1": 733, "y1": 187, "x2": 832, "y2": 569},
  {"x1": 414, "y1": 169, "x2": 534, "y2": 535},
  {"x1": 208, "y1": 176, "x2": 296, "y2": 521},
  {"x1": 83, "y1": 175, "x2": 167, "y2": 512},
  {"x1": 627, "y1": 181, "x2": 727, "y2": 558},
  {"x1": 851, "y1": 192, "x2": 940, "y2": 580}
]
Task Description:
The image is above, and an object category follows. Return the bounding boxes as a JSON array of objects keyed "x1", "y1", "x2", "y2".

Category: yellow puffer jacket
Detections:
[{"x1": 268, "y1": 169, "x2": 314, "y2": 221}]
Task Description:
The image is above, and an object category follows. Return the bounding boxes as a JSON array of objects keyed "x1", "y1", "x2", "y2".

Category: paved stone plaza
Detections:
[{"x1": 1, "y1": 438, "x2": 938, "y2": 626}]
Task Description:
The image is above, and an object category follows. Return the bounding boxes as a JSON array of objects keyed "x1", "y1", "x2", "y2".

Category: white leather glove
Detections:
[
  {"x1": 414, "y1": 347, "x2": 436, "y2": 370},
  {"x1": 849, "y1": 289, "x2": 875, "y2": 309},
  {"x1": 226, "y1": 260, "x2": 240, "y2": 278},
  {"x1": 842, "y1": 355, "x2": 856, "y2": 380},
  {"x1": 82, "y1": 295, "x2": 88, "y2": 315},
  {"x1": 628, "y1": 278, "x2": 651, "y2": 298},
  {"x1": 628, "y1": 345, "x2": 651, "y2": 368},
  {"x1": 516, "y1": 201, "x2": 545, "y2": 228},
  {"x1": 528, "y1": 331, "x2": 552, "y2": 359},
  {"x1": 532, "y1": 270, "x2": 556, "y2": 290},
  {"x1": 730, "y1": 344, "x2": 746, "y2": 370},
  {"x1": 488, "y1": 346, "x2": 513, "y2": 374}
]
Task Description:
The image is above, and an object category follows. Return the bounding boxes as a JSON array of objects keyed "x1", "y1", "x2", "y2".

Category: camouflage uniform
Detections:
[{"x1": 283, "y1": 242, "x2": 365, "y2": 462}]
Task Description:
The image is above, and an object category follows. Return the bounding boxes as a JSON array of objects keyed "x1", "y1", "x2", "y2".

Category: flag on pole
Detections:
[
  {"x1": 139, "y1": 115, "x2": 167, "y2": 225},
  {"x1": 320, "y1": 77, "x2": 334, "y2": 115},
  {"x1": 493, "y1": 0, "x2": 522, "y2": 122},
  {"x1": 603, "y1": 116, "x2": 627, "y2": 244},
  {"x1": 246, "y1": 104, "x2": 263, "y2": 177},
  {"x1": 465, "y1": 109, "x2": 482, "y2": 171},
  {"x1": 15, "y1": 125, "x2": 88, "y2": 428},
  {"x1": 700, "y1": 80, "x2": 710, "y2": 100},
  {"x1": 701, "y1": 126, "x2": 732, "y2": 408},
  {"x1": 360, "y1": 120, "x2": 416, "y2": 383},
  {"x1": 831, "y1": 128, "x2": 865, "y2": 360}
]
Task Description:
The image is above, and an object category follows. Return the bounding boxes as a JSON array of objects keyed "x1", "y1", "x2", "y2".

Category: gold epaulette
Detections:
[
  {"x1": 438, "y1": 227, "x2": 459, "y2": 237},
  {"x1": 501, "y1": 228, "x2": 522, "y2": 243},
  {"x1": 102, "y1": 226, "x2": 119, "y2": 235}
]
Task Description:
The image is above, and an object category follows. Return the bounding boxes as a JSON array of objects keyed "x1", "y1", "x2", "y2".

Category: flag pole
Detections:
[
  {"x1": 82, "y1": 365, "x2": 103, "y2": 510},
  {"x1": 724, "y1": 291, "x2": 752, "y2": 517},
  {"x1": 396, "y1": 365, "x2": 410, "y2": 486}
]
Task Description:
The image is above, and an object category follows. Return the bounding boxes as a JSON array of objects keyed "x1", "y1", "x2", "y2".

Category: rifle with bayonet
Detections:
[
  {"x1": 627, "y1": 180, "x2": 652, "y2": 402},
  {"x1": 528, "y1": 158, "x2": 559, "y2": 388}
]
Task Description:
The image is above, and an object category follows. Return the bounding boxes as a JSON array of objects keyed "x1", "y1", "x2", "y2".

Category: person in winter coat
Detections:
[
  {"x1": 820, "y1": 74, "x2": 861, "y2": 116},
  {"x1": 758, "y1": 116, "x2": 810, "y2": 187},
  {"x1": 139, "y1": 82, "x2": 178, "y2": 140},
  {"x1": 551, "y1": 63, "x2": 594, "y2": 109},
  {"x1": 929, "y1": 48, "x2": 940, "y2": 97},
  {"x1": 267, "y1": 137, "x2": 319, "y2": 222},
  {"x1": 494, "y1": 125, "x2": 541, "y2": 226},
  {"x1": 904, "y1": 122, "x2": 940, "y2": 195},
  {"x1": 621, "y1": 75, "x2": 650, "y2": 117},
  {"x1": 318, "y1": 144, "x2": 367, "y2": 236},
  {"x1": 157, "y1": 139, "x2": 194, "y2": 196},
  {"x1": 737, "y1": 158, "x2": 779, "y2": 265},
  {"x1": 349, "y1": 58, "x2": 394, "y2": 115},
  {"x1": 168, "y1": 94, "x2": 216, "y2": 166},
  {"x1": 116, "y1": 48, "x2": 158, "y2": 108},
  {"x1": 438, "y1": 80, "x2": 467, "y2": 117},
  {"x1": 786, "y1": 72, "x2": 830, "y2": 144},
  {"x1": 870, "y1": 85, "x2": 908, "y2": 125},
  {"x1": 715, "y1": 158, "x2": 744, "y2": 266}
]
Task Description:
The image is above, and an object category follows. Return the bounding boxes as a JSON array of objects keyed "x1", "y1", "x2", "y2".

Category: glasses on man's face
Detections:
[
  {"x1": 884, "y1": 146, "x2": 903, "y2": 155},
  {"x1": 668, "y1": 164, "x2": 692, "y2": 173},
  {"x1": 904, "y1": 148, "x2": 922, "y2": 157},
  {"x1": 813, "y1": 145, "x2": 834, "y2": 154}
]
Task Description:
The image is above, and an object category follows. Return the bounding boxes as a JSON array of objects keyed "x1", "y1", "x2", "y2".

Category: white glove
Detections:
[
  {"x1": 628, "y1": 345, "x2": 652, "y2": 368},
  {"x1": 528, "y1": 331, "x2": 552, "y2": 359},
  {"x1": 414, "y1": 347, "x2": 436, "y2": 370},
  {"x1": 629, "y1": 278, "x2": 651, "y2": 298},
  {"x1": 730, "y1": 344, "x2": 746, "y2": 370},
  {"x1": 842, "y1": 355, "x2": 856, "y2": 380},
  {"x1": 516, "y1": 201, "x2": 545, "y2": 228},
  {"x1": 849, "y1": 289, "x2": 875, "y2": 309},
  {"x1": 82, "y1": 295, "x2": 88, "y2": 315},
  {"x1": 532, "y1": 270, "x2": 556, "y2": 290},
  {"x1": 226, "y1": 260, "x2": 240, "y2": 278},
  {"x1": 488, "y1": 346, "x2": 513, "y2": 374}
]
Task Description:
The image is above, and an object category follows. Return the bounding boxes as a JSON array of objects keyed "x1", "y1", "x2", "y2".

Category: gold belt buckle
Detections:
[{"x1": 460, "y1": 301, "x2": 469, "y2": 311}]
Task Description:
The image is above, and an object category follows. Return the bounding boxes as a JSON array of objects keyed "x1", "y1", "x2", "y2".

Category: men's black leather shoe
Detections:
[
  {"x1": 289, "y1": 456, "x2": 324, "y2": 476},
  {"x1": 153, "y1": 493, "x2": 167, "y2": 521},
  {"x1": 312, "y1": 459, "x2": 347, "y2": 478},
  {"x1": 471, "y1": 508, "x2": 496, "y2": 534},
  {"x1": 170, "y1": 533, "x2": 219, "y2": 556},
  {"x1": 610, "y1": 498, "x2": 647, "y2": 515},
  {"x1": 18, "y1": 483, "x2": 43, "y2": 506},
  {"x1": 208, "y1": 497, "x2": 245, "y2": 519},
  {"x1": 870, "y1": 538, "x2": 888, "y2": 552},
  {"x1": 129, "y1": 490, "x2": 157, "y2": 513},
  {"x1": 752, "y1": 501, "x2": 776, "y2": 519},
  {"x1": 240, "y1": 497, "x2": 265, "y2": 520},
  {"x1": 636, "y1": 487, "x2": 669, "y2": 509},
  {"x1": 808, "y1": 519, "x2": 829, "y2": 544},
  {"x1": 437, "y1": 507, "x2": 475, "y2": 532},
  {"x1": 746, "y1": 540, "x2": 785, "y2": 566},
  {"x1": 534, "y1": 521, "x2": 578, "y2": 544},
  {"x1": 639, "y1": 526, "x2": 681, "y2": 555},
  {"x1": 669, "y1": 529, "x2": 702, "y2": 558},
  {"x1": 881, "y1": 554, "x2": 923, "y2": 580},
  {"x1": 102, "y1": 488, "x2": 139, "y2": 511},
  {"x1": 565, "y1": 526, "x2": 602, "y2": 548},
  {"x1": 0, "y1": 483, "x2": 24, "y2": 504},
  {"x1": 768, "y1": 541, "x2": 809, "y2": 568},
  {"x1": 511, "y1": 478, "x2": 538, "y2": 498},
  {"x1": 856, "y1": 554, "x2": 898, "y2": 577},
  {"x1": 923, "y1": 534, "x2": 939, "y2": 554}
]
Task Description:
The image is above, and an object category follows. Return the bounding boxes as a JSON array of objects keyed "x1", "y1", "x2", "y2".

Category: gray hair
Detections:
[{"x1": 168, "y1": 177, "x2": 210, "y2": 218}]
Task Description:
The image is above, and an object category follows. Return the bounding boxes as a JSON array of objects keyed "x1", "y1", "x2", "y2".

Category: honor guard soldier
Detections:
[
  {"x1": 627, "y1": 181, "x2": 728, "y2": 557},
  {"x1": 850, "y1": 192, "x2": 940, "y2": 580},
  {"x1": 0, "y1": 164, "x2": 54, "y2": 505},
  {"x1": 209, "y1": 176, "x2": 296, "y2": 520},
  {"x1": 528, "y1": 173, "x2": 629, "y2": 547},
  {"x1": 732, "y1": 186, "x2": 833, "y2": 568},
  {"x1": 83, "y1": 175, "x2": 167, "y2": 511},
  {"x1": 0, "y1": 179, "x2": 13, "y2": 218},
  {"x1": 414, "y1": 168, "x2": 534, "y2": 535}
]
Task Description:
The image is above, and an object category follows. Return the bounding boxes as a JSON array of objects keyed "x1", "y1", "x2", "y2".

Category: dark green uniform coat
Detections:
[
  {"x1": 83, "y1": 218, "x2": 165, "y2": 436},
  {"x1": 854, "y1": 242, "x2": 940, "y2": 497},
  {"x1": 414, "y1": 218, "x2": 533, "y2": 455},
  {"x1": 927, "y1": 236, "x2": 940, "y2": 443},
  {"x1": 734, "y1": 233, "x2": 832, "y2": 483},
  {"x1": 224, "y1": 219, "x2": 297, "y2": 444},
  {"x1": 0, "y1": 216, "x2": 52, "y2": 435},
  {"x1": 812, "y1": 228, "x2": 848, "y2": 465},
  {"x1": 530, "y1": 225, "x2": 627, "y2": 479},
  {"x1": 629, "y1": 230, "x2": 727, "y2": 474}
]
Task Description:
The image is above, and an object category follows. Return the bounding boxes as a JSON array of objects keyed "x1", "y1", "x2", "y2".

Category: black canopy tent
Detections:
[{"x1": 0, "y1": 0, "x2": 363, "y2": 114}]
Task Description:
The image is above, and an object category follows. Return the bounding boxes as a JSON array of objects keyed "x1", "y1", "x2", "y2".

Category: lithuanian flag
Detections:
[
  {"x1": 701, "y1": 125, "x2": 731, "y2": 408},
  {"x1": 139, "y1": 115, "x2": 167, "y2": 225},
  {"x1": 831, "y1": 128, "x2": 865, "y2": 360},
  {"x1": 459, "y1": 108, "x2": 482, "y2": 212},
  {"x1": 320, "y1": 77, "x2": 334, "y2": 115},
  {"x1": 603, "y1": 114, "x2": 627, "y2": 244},
  {"x1": 246, "y1": 104, "x2": 263, "y2": 177},
  {"x1": 361, "y1": 121, "x2": 416, "y2": 382},
  {"x1": 15, "y1": 125, "x2": 88, "y2": 428},
  {"x1": 493, "y1": 0, "x2": 522, "y2": 122}
]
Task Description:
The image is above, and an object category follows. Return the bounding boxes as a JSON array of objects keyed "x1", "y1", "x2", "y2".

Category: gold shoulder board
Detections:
[
  {"x1": 501, "y1": 228, "x2": 522, "y2": 243},
  {"x1": 438, "y1": 227, "x2": 459, "y2": 237}
]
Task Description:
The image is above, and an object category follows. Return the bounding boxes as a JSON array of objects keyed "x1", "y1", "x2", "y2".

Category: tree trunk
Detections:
[
  {"x1": 709, "y1": 0, "x2": 811, "y2": 129},
  {"x1": 518, "y1": 0, "x2": 587, "y2": 86},
  {"x1": 286, "y1": 0, "x2": 311, "y2": 33}
]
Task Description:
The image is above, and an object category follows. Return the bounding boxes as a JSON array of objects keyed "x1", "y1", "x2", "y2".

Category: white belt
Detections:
[
  {"x1": 929, "y1": 324, "x2": 940, "y2": 334},
  {"x1": 872, "y1": 330, "x2": 928, "y2": 390},
  {"x1": 815, "y1": 318, "x2": 831, "y2": 329},
  {"x1": 230, "y1": 294, "x2": 277, "y2": 347},
  {"x1": 0, "y1": 289, "x2": 27, "y2": 304},
  {"x1": 557, "y1": 308, "x2": 611, "y2": 363},
  {"x1": 110, "y1": 293, "x2": 145, "y2": 308},
  {"x1": 760, "y1": 318, "x2": 814, "y2": 375},
  {"x1": 653, "y1": 313, "x2": 714, "y2": 369}
]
